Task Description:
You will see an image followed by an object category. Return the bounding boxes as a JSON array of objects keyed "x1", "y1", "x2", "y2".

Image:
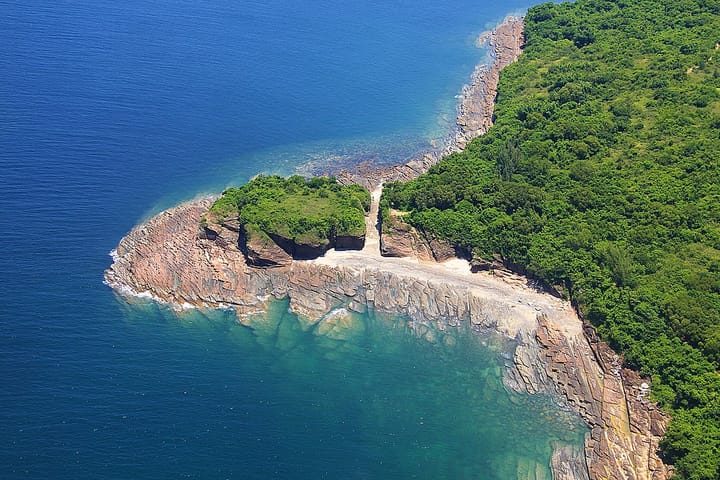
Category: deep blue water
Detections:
[{"x1": 0, "y1": 1, "x2": 587, "y2": 478}]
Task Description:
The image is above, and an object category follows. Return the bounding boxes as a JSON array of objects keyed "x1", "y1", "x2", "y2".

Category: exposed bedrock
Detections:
[
  {"x1": 106, "y1": 198, "x2": 671, "y2": 480},
  {"x1": 243, "y1": 230, "x2": 293, "y2": 267},
  {"x1": 336, "y1": 16, "x2": 526, "y2": 190},
  {"x1": 379, "y1": 209, "x2": 456, "y2": 261},
  {"x1": 202, "y1": 213, "x2": 365, "y2": 267}
]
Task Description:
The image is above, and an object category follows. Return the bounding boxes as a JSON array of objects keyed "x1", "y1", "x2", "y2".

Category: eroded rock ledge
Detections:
[{"x1": 106, "y1": 197, "x2": 671, "y2": 480}]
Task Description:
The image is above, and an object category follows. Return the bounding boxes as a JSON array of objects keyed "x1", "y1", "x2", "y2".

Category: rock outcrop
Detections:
[
  {"x1": 451, "y1": 16, "x2": 524, "y2": 152},
  {"x1": 242, "y1": 225, "x2": 293, "y2": 267},
  {"x1": 203, "y1": 207, "x2": 365, "y2": 267},
  {"x1": 380, "y1": 211, "x2": 462, "y2": 262},
  {"x1": 106, "y1": 197, "x2": 671, "y2": 480},
  {"x1": 379, "y1": 209, "x2": 434, "y2": 260},
  {"x1": 529, "y1": 320, "x2": 671, "y2": 480}
]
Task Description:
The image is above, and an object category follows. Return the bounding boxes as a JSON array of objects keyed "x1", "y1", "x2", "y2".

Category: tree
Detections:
[{"x1": 495, "y1": 140, "x2": 522, "y2": 181}]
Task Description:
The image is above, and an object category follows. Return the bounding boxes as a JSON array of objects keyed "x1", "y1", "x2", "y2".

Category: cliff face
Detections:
[
  {"x1": 379, "y1": 209, "x2": 455, "y2": 261},
  {"x1": 528, "y1": 321, "x2": 671, "y2": 480},
  {"x1": 202, "y1": 213, "x2": 365, "y2": 267},
  {"x1": 106, "y1": 198, "x2": 671, "y2": 480}
]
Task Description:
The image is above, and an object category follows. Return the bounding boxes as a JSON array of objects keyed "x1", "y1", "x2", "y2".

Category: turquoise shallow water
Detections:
[
  {"x1": 110, "y1": 298, "x2": 587, "y2": 479},
  {"x1": 0, "y1": 0, "x2": 588, "y2": 478}
]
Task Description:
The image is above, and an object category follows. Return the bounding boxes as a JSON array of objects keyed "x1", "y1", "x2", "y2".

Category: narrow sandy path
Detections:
[
  {"x1": 317, "y1": 184, "x2": 581, "y2": 337},
  {"x1": 360, "y1": 185, "x2": 383, "y2": 258}
]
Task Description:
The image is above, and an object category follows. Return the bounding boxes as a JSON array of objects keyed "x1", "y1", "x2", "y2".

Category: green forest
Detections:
[
  {"x1": 208, "y1": 175, "x2": 370, "y2": 248},
  {"x1": 382, "y1": 0, "x2": 720, "y2": 477}
]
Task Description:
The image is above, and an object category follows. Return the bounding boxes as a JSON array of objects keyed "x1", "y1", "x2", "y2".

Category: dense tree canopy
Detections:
[
  {"x1": 382, "y1": 0, "x2": 720, "y2": 477},
  {"x1": 209, "y1": 175, "x2": 369, "y2": 247}
]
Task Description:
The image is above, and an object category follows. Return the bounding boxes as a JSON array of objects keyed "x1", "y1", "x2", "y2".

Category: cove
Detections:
[{"x1": 117, "y1": 295, "x2": 587, "y2": 479}]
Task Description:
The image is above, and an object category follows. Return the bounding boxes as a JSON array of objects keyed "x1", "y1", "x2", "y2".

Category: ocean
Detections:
[{"x1": 0, "y1": 0, "x2": 587, "y2": 478}]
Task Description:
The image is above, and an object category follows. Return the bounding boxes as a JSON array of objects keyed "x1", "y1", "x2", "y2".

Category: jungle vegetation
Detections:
[
  {"x1": 209, "y1": 175, "x2": 369, "y2": 247},
  {"x1": 382, "y1": 0, "x2": 720, "y2": 477}
]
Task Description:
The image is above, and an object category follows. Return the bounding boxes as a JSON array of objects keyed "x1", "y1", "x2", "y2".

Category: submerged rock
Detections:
[
  {"x1": 315, "y1": 309, "x2": 366, "y2": 341},
  {"x1": 105, "y1": 196, "x2": 671, "y2": 480},
  {"x1": 334, "y1": 16, "x2": 526, "y2": 190}
]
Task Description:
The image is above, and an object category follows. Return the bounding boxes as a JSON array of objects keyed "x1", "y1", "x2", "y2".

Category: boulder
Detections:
[
  {"x1": 380, "y1": 210, "x2": 433, "y2": 260},
  {"x1": 242, "y1": 226, "x2": 292, "y2": 267}
]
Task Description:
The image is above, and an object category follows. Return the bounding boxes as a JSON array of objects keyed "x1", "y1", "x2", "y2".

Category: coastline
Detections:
[
  {"x1": 105, "y1": 192, "x2": 670, "y2": 480},
  {"x1": 104, "y1": 16, "x2": 671, "y2": 480},
  {"x1": 334, "y1": 16, "x2": 525, "y2": 190}
]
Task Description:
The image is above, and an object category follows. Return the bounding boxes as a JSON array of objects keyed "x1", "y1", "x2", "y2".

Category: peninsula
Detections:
[
  {"x1": 107, "y1": 187, "x2": 669, "y2": 480},
  {"x1": 106, "y1": 15, "x2": 668, "y2": 480},
  {"x1": 108, "y1": 1, "x2": 720, "y2": 478}
]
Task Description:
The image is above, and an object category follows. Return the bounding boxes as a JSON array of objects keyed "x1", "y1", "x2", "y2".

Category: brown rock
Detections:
[
  {"x1": 426, "y1": 236, "x2": 456, "y2": 261},
  {"x1": 105, "y1": 197, "x2": 672, "y2": 480},
  {"x1": 380, "y1": 210, "x2": 433, "y2": 260},
  {"x1": 533, "y1": 316, "x2": 673, "y2": 480},
  {"x1": 242, "y1": 225, "x2": 292, "y2": 267}
]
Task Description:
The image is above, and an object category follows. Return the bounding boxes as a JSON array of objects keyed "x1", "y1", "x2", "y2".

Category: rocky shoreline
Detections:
[
  {"x1": 335, "y1": 16, "x2": 525, "y2": 190},
  {"x1": 105, "y1": 15, "x2": 672, "y2": 480},
  {"x1": 106, "y1": 196, "x2": 671, "y2": 480}
]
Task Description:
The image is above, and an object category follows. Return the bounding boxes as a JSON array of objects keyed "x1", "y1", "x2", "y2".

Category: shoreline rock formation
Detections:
[
  {"x1": 105, "y1": 15, "x2": 672, "y2": 480},
  {"x1": 106, "y1": 195, "x2": 671, "y2": 480},
  {"x1": 453, "y1": 15, "x2": 524, "y2": 153},
  {"x1": 335, "y1": 16, "x2": 525, "y2": 190}
]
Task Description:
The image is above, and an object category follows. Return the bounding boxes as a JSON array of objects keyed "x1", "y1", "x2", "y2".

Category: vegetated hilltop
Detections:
[
  {"x1": 205, "y1": 175, "x2": 370, "y2": 264},
  {"x1": 382, "y1": 0, "x2": 720, "y2": 477}
]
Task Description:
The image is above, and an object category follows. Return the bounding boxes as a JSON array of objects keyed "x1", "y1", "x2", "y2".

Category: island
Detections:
[{"x1": 107, "y1": 1, "x2": 720, "y2": 479}]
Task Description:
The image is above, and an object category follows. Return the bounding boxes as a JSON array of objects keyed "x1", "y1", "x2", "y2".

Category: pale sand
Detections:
[
  {"x1": 359, "y1": 185, "x2": 383, "y2": 257},
  {"x1": 314, "y1": 186, "x2": 583, "y2": 338}
]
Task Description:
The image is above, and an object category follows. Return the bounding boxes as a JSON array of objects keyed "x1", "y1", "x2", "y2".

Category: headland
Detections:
[{"x1": 105, "y1": 16, "x2": 671, "y2": 480}]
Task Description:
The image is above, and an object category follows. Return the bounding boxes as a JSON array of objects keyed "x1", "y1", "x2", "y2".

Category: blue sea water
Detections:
[{"x1": 0, "y1": 0, "x2": 588, "y2": 478}]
